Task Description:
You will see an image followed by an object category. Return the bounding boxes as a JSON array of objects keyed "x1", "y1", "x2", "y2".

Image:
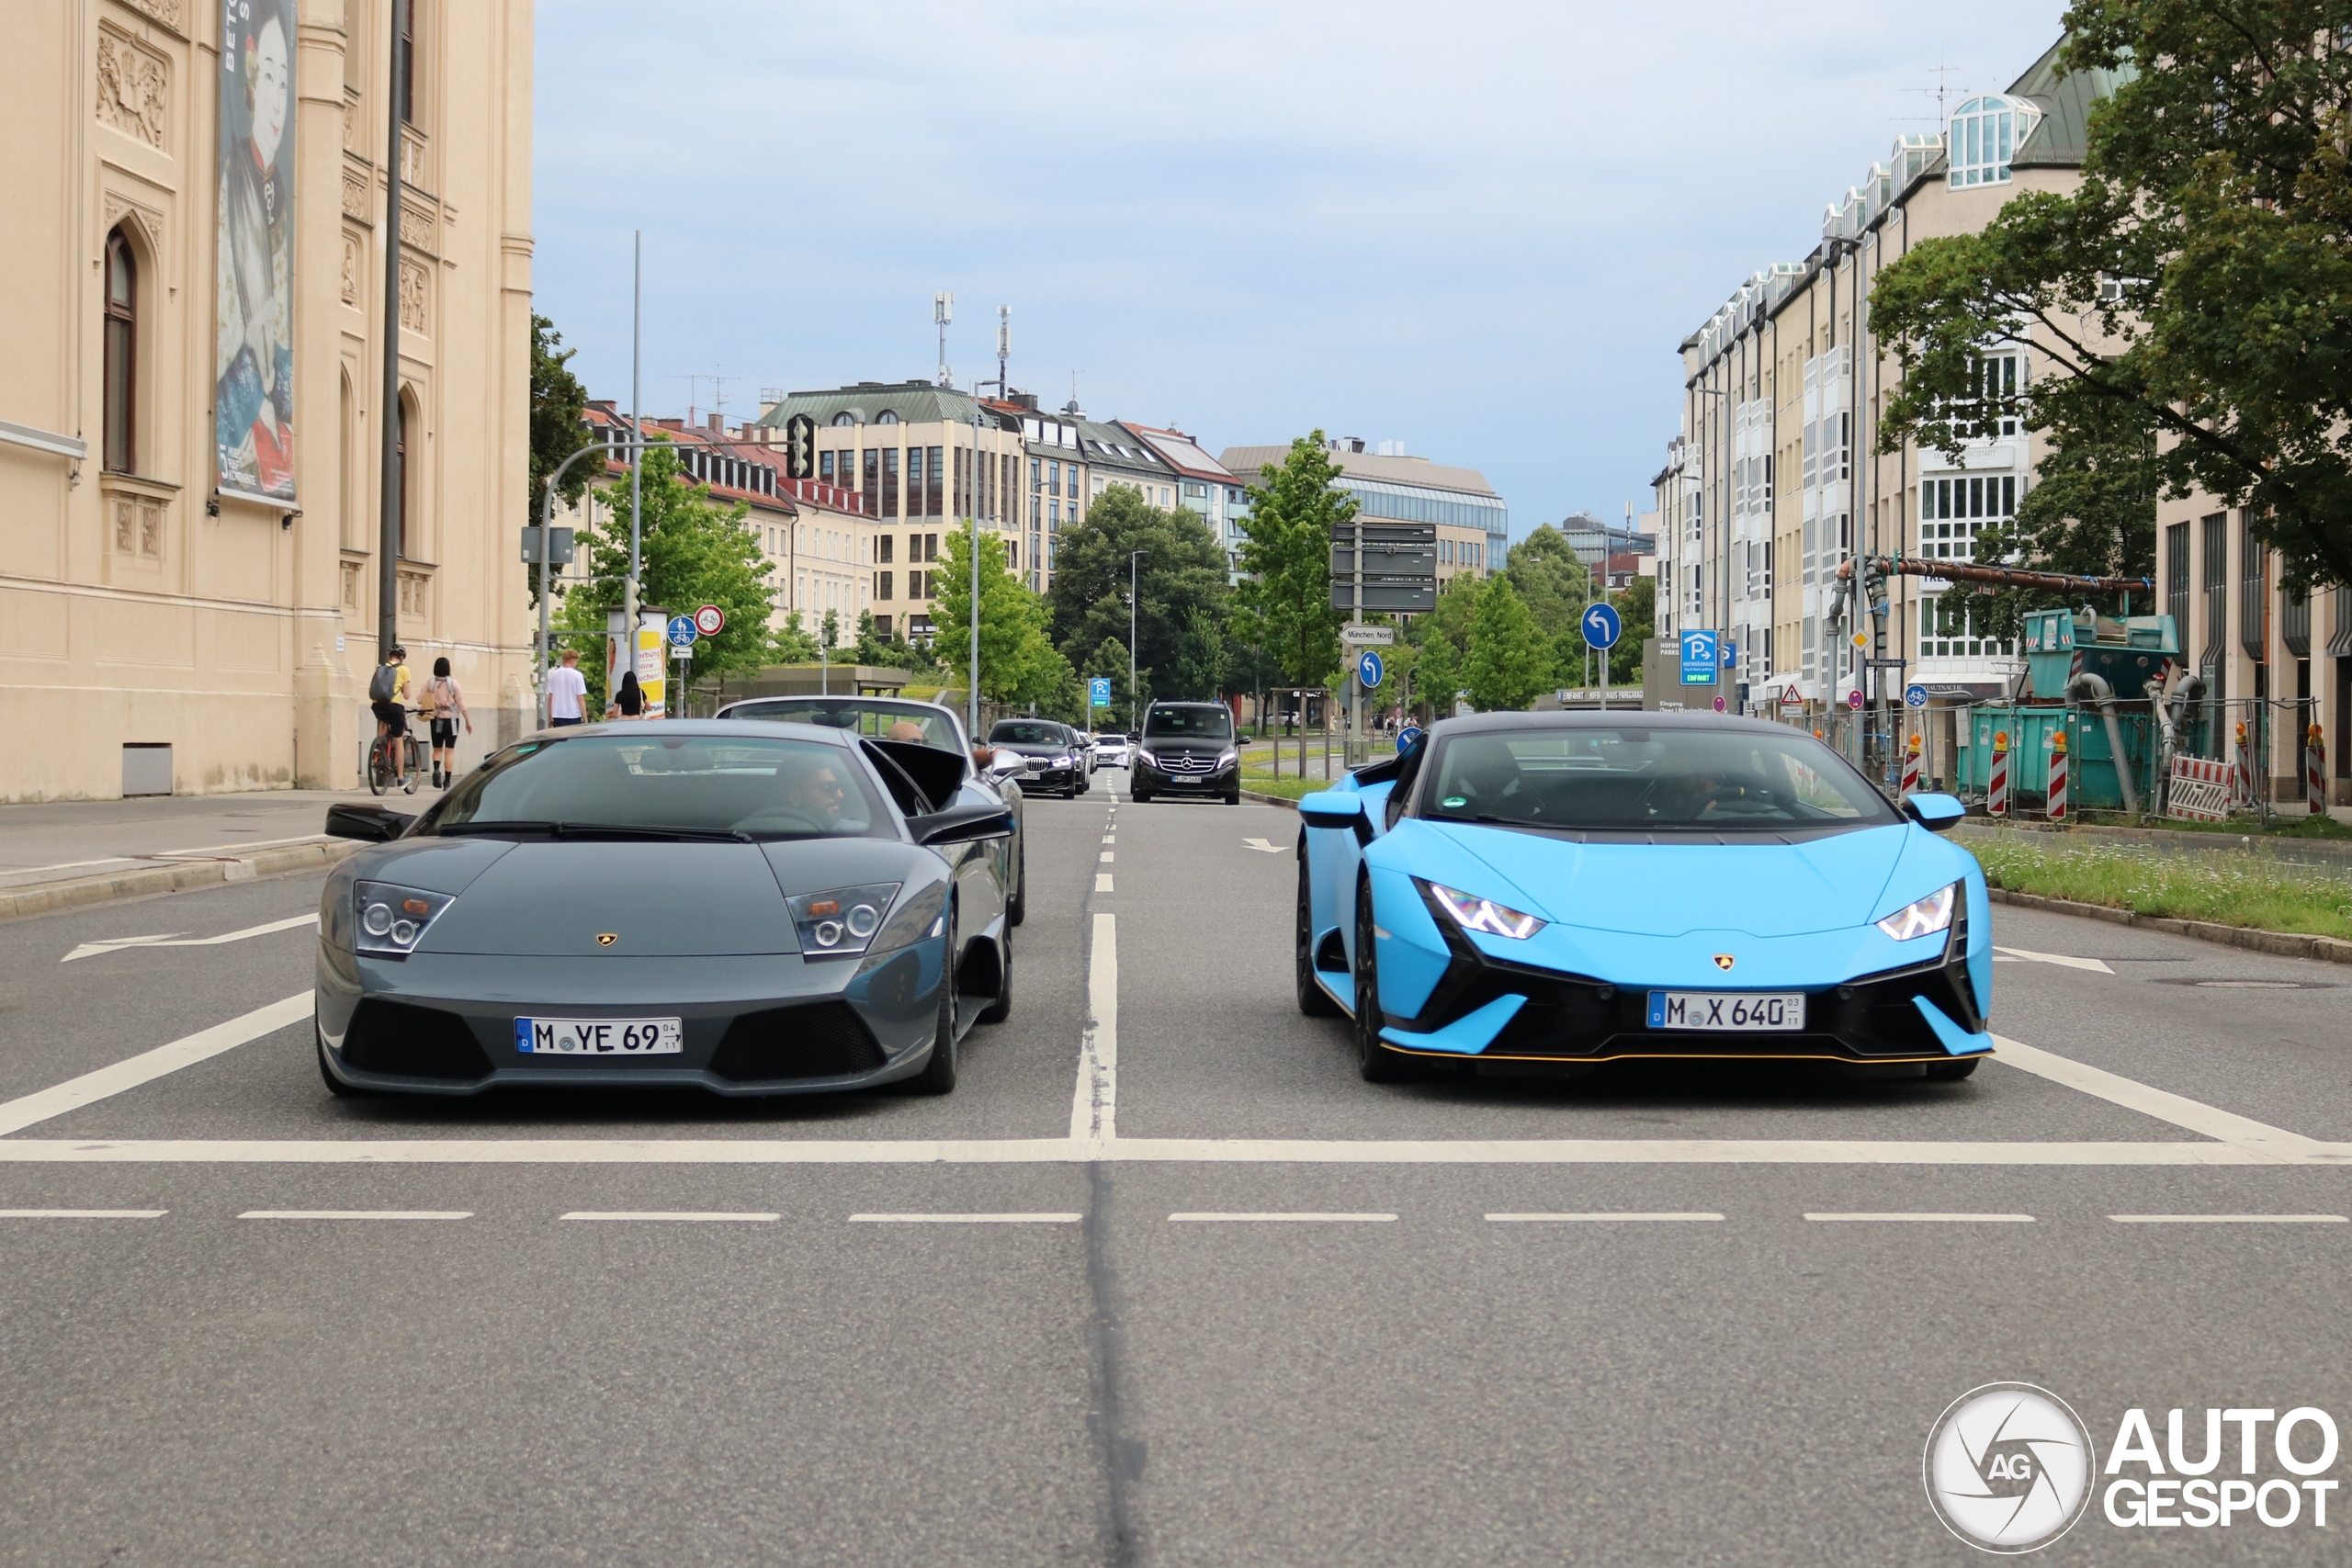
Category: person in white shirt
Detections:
[{"x1": 546, "y1": 648, "x2": 589, "y2": 728}]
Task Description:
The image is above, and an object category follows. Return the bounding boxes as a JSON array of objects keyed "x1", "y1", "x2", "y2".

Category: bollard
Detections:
[
  {"x1": 1989, "y1": 730, "x2": 2010, "y2": 817},
  {"x1": 2311, "y1": 723, "x2": 2328, "y2": 816},
  {"x1": 2233, "y1": 720, "x2": 2254, "y2": 809},
  {"x1": 1901, "y1": 732, "x2": 1922, "y2": 796},
  {"x1": 2047, "y1": 729, "x2": 2070, "y2": 822}
]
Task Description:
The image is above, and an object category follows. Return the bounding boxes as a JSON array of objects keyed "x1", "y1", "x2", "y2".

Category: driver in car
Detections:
[
  {"x1": 782, "y1": 756, "x2": 851, "y2": 829},
  {"x1": 887, "y1": 720, "x2": 927, "y2": 744}
]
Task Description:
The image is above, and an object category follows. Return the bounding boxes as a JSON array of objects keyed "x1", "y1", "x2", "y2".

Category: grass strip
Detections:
[{"x1": 1966, "y1": 837, "x2": 2352, "y2": 940}]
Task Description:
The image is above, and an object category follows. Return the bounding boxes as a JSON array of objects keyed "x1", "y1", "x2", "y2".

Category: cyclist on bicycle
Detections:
[{"x1": 369, "y1": 645, "x2": 413, "y2": 747}]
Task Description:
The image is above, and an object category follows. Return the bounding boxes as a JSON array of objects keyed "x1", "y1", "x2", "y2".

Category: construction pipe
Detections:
[
  {"x1": 2153, "y1": 663, "x2": 2208, "y2": 818},
  {"x1": 2064, "y1": 670, "x2": 2140, "y2": 817},
  {"x1": 1835, "y1": 555, "x2": 2155, "y2": 597}
]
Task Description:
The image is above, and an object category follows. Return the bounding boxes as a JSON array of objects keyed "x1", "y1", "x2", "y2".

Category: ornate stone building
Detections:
[{"x1": 0, "y1": 0, "x2": 536, "y2": 800}]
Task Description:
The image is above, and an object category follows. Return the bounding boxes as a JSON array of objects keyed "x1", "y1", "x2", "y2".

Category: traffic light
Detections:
[{"x1": 786, "y1": 413, "x2": 815, "y2": 479}]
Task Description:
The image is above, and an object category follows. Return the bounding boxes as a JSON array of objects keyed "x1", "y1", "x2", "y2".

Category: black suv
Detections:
[
  {"x1": 1133, "y1": 702, "x2": 1239, "y2": 804},
  {"x1": 988, "y1": 719, "x2": 1089, "y2": 797}
]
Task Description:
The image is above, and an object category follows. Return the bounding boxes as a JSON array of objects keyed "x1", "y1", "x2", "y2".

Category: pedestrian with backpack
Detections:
[
  {"x1": 368, "y1": 645, "x2": 412, "y2": 748},
  {"x1": 419, "y1": 656, "x2": 471, "y2": 786}
]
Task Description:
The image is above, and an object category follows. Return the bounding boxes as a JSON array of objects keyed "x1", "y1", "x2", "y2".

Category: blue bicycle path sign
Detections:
[
  {"x1": 1581, "y1": 602, "x2": 1622, "y2": 650},
  {"x1": 665, "y1": 615, "x2": 699, "y2": 649}
]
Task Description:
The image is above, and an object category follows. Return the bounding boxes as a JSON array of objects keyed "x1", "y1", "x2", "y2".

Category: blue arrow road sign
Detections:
[
  {"x1": 1679, "y1": 629, "x2": 1717, "y2": 685},
  {"x1": 1089, "y1": 677, "x2": 1112, "y2": 707},
  {"x1": 1905, "y1": 683, "x2": 1928, "y2": 709},
  {"x1": 666, "y1": 615, "x2": 698, "y2": 649},
  {"x1": 1357, "y1": 649, "x2": 1385, "y2": 689},
  {"x1": 1396, "y1": 724, "x2": 1423, "y2": 752},
  {"x1": 1580, "y1": 602, "x2": 1622, "y2": 650}
]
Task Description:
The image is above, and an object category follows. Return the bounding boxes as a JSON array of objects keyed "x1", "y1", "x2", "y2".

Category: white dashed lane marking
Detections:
[
  {"x1": 1170, "y1": 1213, "x2": 1396, "y2": 1224},
  {"x1": 1804, "y1": 1213, "x2": 2036, "y2": 1224},
  {"x1": 560, "y1": 1211, "x2": 779, "y2": 1223},
  {"x1": 2109, "y1": 1213, "x2": 2348, "y2": 1224},
  {"x1": 0, "y1": 1209, "x2": 165, "y2": 1219},
  {"x1": 1096, "y1": 874, "x2": 1113, "y2": 892},
  {"x1": 238, "y1": 1210, "x2": 472, "y2": 1221},
  {"x1": 1487, "y1": 1212, "x2": 1724, "y2": 1224},
  {"x1": 849, "y1": 1213, "x2": 1081, "y2": 1224}
]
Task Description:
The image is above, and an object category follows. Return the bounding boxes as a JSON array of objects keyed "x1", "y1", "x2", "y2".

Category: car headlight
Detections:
[
  {"x1": 1216, "y1": 749, "x2": 1238, "y2": 768},
  {"x1": 1136, "y1": 749, "x2": 1159, "y2": 768},
  {"x1": 1876, "y1": 882, "x2": 1958, "y2": 942},
  {"x1": 352, "y1": 880, "x2": 456, "y2": 958},
  {"x1": 1052, "y1": 754, "x2": 1074, "y2": 768},
  {"x1": 1422, "y1": 880, "x2": 1546, "y2": 941},
  {"x1": 788, "y1": 882, "x2": 901, "y2": 959}
]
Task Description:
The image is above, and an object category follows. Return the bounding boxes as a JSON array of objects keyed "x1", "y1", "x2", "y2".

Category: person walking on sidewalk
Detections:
[
  {"x1": 605, "y1": 670, "x2": 646, "y2": 721},
  {"x1": 420, "y1": 656, "x2": 472, "y2": 786},
  {"x1": 546, "y1": 648, "x2": 588, "y2": 728}
]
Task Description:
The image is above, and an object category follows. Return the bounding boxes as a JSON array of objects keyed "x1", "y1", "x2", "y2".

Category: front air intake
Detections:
[
  {"x1": 707, "y1": 1002, "x2": 887, "y2": 1082},
  {"x1": 340, "y1": 1000, "x2": 495, "y2": 1082}
]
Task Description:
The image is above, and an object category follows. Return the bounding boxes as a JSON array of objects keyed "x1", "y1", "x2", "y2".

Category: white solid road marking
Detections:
[
  {"x1": 1070, "y1": 911, "x2": 1117, "y2": 1147},
  {"x1": 238, "y1": 1210, "x2": 471, "y2": 1221},
  {"x1": 1804, "y1": 1212, "x2": 2036, "y2": 1223},
  {"x1": 62, "y1": 913, "x2": 318, "y2": 964},
  {"x1": 1100, "y1": 851, "x2": 1114, "y2": 863},
  {"x1": 850, "y1": 1213, "x2": 1081, "y2": 1224},
  {"x1": 1487, "y1": 1212, "x2": 1724, "y2": 1223},
  {"x1": 1095, "y1": 874, "x2": 1114, "y2": 892},
  {"x1": 1995, "y1": 945, "x2": 2116, "y2": 975},
  {"x1": 2109, "y1": 1213, "x2": 2349, "y2": 1224},
  {"x1": 1170, "y1": 1213, "x2": 1396, "y2": 1223},
  {"x1": 0, "y1": 1208, "x2": 165, "y2": 1218},
  {"x1": 1102, "y1": 835, "x2": 1115, "y2": 843},
  {"x1": 0, "y1": 991, "x2": 311, "y2": 1137},
  {"x1": 560, "y1": 1211, "x2": 779, "y2": 1222},
  {"x1": 1990, "y1": 1033, "x2": 2320, "y2": 1161},
  {"x1": 1241, "y1": 838, "x2": 1283, "y2": 853}
]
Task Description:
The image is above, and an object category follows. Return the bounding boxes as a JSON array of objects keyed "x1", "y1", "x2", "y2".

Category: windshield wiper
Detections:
[{"x1": 433, "y1": 819, "x2": 752, "y2": 843}]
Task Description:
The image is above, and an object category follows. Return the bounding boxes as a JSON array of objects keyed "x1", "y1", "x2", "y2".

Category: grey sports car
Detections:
[{"x1": 315, "y1": 718, "x2": 1015, "y2": 1098}]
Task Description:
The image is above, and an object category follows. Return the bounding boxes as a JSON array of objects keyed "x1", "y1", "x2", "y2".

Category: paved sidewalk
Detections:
[{"x1": 0, "y1": 789, "x2": 387, "y2": 892}]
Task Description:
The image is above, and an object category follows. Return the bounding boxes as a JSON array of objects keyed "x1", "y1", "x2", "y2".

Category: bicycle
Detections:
[{"x1": 366, "y1": 708, "x2": 424, "y2": 796}]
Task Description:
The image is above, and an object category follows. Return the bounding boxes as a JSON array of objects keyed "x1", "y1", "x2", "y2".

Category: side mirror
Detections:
[
  {"x1": 912, "y1": 802, "x2": 1016, "y2": 846},
  {"x1": 1903, "y1": 792, "x2": 1967, "y2": 833},
  {"x1": 326, "y1": 803, "x2": 413, "y2": 842},
  {"x1": 1298, "y1": 791, "x2": 1373, "y2": 844}
]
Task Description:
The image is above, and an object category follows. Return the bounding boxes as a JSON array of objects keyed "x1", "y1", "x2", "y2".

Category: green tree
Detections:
[
  {"x1": 1085, "y1": 637, "x2": 1136, "y2": 731},
  {"x1": 555, "y1": 442, "x2": 782, "y2": 694},
  {"x1": 527, "y1": 313, "x2": 594, "y2": 605},
  {"x1": 1045, "y1": 486, "x2": 1231, "y2": 700},
  {"x1": 774, "y1": 610, "x2": 820, "y2": 666},
  {"x1": 1461, "y1": 576, "x2": 1555, "y2": 713},
  {"x1": 933, "y1": 525, "x2": 1071, "y2": 710},
  {"x1": 1504, "y1": 525, "x2": 1595, "y2": 641},
  {"x1": 1414, "y1": 624, "x2": 1462, "y2": 720},
  {"x1": 1870, "y1": 2, "x2": 2352, "y2": 589},
  {"x1": 1235, "y1": 434, "x2": 1351, "y2": 688}
]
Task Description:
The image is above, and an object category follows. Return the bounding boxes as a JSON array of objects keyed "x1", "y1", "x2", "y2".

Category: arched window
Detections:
[
  {"x1": 395, "y1": 394, "x2": 413, "y2": 558},
  {"x1": 831, "y1": 412, "x2": 854, "y2": 427},
  {"x1": 876, "y1": 410, "x2": 899, "y2": 424},
  {"x1": 103, "y1": 229, "x2": 137, "y2": 474},
  {"x1": 1948, "y1": 96, "x2": 2041, "y2": 188}
]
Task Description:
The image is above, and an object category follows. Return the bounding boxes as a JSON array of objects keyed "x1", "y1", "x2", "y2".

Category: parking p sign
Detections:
[
  {"x1": 1089, "y1": 677, "x2": 1112, "y2": 708},
  {"x1": 1679, "y1": 629, "x2": 1718, "y2": 685}
]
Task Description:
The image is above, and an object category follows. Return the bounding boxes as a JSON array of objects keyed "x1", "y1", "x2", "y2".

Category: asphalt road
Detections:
[{"x1": 3, "y1": 770, "x2": 2350, "y2": 1565}]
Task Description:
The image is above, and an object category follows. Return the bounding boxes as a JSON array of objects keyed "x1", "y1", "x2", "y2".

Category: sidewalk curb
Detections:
[
  {"x1": 1986, "y1": 886, "x2": 2352, "y2": 967},
  {"x1": 0, "y1": 839, "x2": 358, "y2": 924},
  {"x1": 1239, "y1": 790, "x2": 1300, "y2": 810}
]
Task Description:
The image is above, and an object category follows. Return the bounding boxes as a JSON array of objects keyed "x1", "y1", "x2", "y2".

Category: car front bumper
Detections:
[
  {"x1": 1135, "y1": 758, "x2": 1237, "y2": 793},
  {"x1": 1370, "y1": 904, "x2": 1991, "y2": 1066},
  {"x1": 315, "y1": 942, "x2": 951, "y2": 1096}
]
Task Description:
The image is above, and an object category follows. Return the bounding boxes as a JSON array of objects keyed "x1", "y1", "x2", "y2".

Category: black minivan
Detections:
[{"x1": 1132, "y1": 702, "x2": 1240, "y2": 804}]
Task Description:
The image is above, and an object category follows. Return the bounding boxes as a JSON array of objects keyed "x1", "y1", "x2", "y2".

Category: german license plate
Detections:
[
  {"x1": 1645, "y1": 991, "x2": 1804, "y2": 1032},
  {"x1": 514, "y1": 1016, "x2": 684, "y2": 1055}
]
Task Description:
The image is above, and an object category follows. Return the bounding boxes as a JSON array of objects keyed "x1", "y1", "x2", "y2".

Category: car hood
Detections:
[
  {"x1": 419, "y1": 841, "x2": 798, "y2": 956},
  {"x1": 1436, "y1": 820, "x2": 1917, "y2": 938},
  {"x1": 993, "y1": 740, "x2": 1074, "y2": 757}
]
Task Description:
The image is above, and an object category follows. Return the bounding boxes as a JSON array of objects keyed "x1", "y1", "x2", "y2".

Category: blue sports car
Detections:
[{"x1": 1294, "y1": 712, "x2": 1992, "y2": 1081}]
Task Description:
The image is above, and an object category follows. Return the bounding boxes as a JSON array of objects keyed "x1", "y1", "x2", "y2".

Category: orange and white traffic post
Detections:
[
  {"x1": 1901, "y1": 732, "x2": 1923, "y2": 796},
  {"x1": 2046, "y1": 728, "x2": 2069, "y2": 822},
  {"x1": 1988, "y1": 730, "x2": 2010, "y2": 817},
  {"x1": 2310, "y1": 723, "x2": 2328, "y2": 816}
]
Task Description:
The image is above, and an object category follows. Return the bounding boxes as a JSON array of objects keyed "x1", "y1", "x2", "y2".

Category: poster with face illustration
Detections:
[{"x1": 215, "y1": 0, "x2": 296, "y2": 502}]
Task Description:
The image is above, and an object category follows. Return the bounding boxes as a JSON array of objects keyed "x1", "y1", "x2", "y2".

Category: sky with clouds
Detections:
[{"x1": 533, "y1": 1, "x2": 2071, "y2": 542}]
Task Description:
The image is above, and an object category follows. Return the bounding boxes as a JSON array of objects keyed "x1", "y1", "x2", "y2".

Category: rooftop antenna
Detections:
[
  {"x1": 933, "y1": 292, "x2": 955, "y2": 388},
  {"x1": 667, "y1": 369, "x2": 740, "y2": 428},
  {"x1": 1895, "y1": 62, "x2": 1963, "y2": 127},
  {"x1": 996, "y1": 305, "x2": 1011, "y2": 397}
]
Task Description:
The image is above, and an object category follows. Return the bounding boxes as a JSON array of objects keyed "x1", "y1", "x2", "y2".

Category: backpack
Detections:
[{"x1": 368, "y1": 664, "x2": 399, "y2": 703}]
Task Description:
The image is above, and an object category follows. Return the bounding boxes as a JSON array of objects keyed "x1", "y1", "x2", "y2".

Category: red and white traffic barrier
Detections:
[
  {"x1": 1988, "y1": 730, "x2": 2009, "y2": 818},
  {"x1": 2166, "y1": 755, "x2": 2235, "y2": 822},
  {"x1": 2046, "y1": 729, "x2": 2069, "y2": 822},
  {"x1": 2310, "y1": 723, "x2": 2328, "y2": 816},
  {"x1": 1901, "y1": 732, "x2": 1922, "y2": 796}
]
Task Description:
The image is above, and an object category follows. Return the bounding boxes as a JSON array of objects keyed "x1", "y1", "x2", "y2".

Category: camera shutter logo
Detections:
[{"x1": 1924, "y1": 1383, "x2": 2096, "y2": 1552}]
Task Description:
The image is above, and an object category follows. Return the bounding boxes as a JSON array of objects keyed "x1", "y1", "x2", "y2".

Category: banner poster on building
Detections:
[{"x1": 214, "y1": 0, "x2": 297, "y2": 504}]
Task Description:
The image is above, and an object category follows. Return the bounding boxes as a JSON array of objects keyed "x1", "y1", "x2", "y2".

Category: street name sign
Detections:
[{"x1": 1340, "y1": 624, "x2": 1396, "y2": 647}]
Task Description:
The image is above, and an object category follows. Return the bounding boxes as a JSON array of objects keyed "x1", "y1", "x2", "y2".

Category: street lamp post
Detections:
[
  {"x1": 536, "y1": 438, "x2": 656, "y2": 728},
  {"x1": 1128, "y1": 548, "x2": 1146, "y2": 732},
  {"x1": 969, "y1": 402, "x2": 985, "y2": 742}
]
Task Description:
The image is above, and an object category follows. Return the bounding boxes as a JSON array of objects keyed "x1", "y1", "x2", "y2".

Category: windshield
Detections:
[
  {"x1": 429, "y1": 734, "x2": 893, "y2": 840},
  {"x1": 725, "y1": 698, "x2": 962, "y2": 753},
  {"x1": 990, "y1": 721, "x2": 1067, "y2": 747},
  {"x1": 1419, "y1": 725, "x2": 1899, "y2": 832},
  {"x1": 1143, "y1": 706, "x2": 1233, "y2": 742}
]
